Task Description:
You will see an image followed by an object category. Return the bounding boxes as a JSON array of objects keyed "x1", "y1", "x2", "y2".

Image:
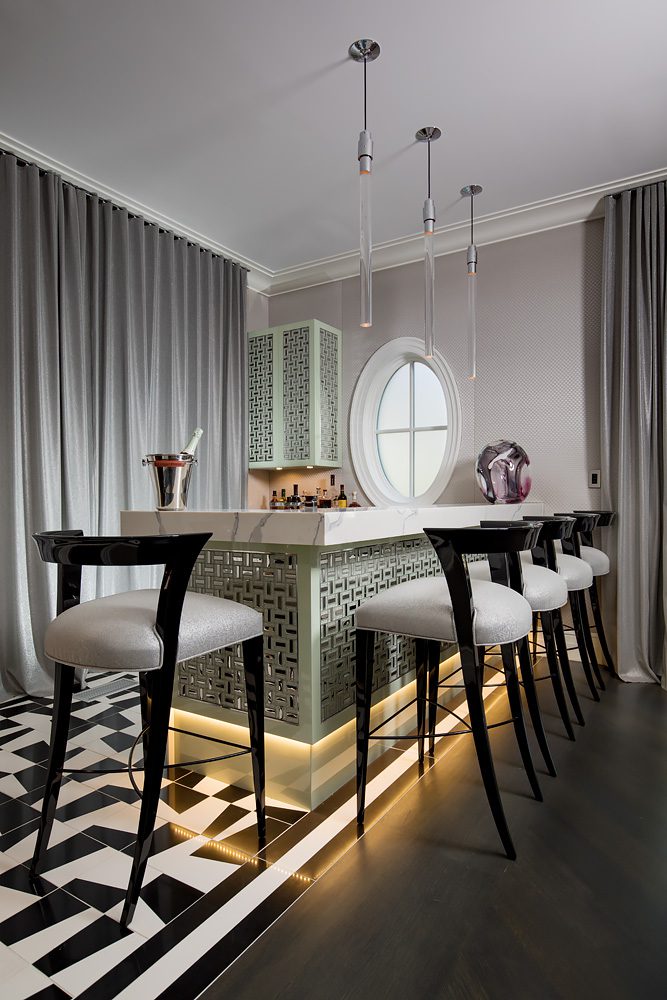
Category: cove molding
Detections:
[{"x1": 2, "y1": 130, "x2": 665, "y2": 298}]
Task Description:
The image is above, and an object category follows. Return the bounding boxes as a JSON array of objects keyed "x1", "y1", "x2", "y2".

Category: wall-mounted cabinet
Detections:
[{"x1": 248, "y1": 319, "x2": 342, "y2": 469}]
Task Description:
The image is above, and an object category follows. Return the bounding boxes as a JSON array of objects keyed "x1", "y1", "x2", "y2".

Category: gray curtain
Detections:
[
  {"x1": 0, "y1": 151, "x2": 248, "y2": 699},
  {"x1": 601, "y1": 182, "x2": 666, "y2": 686}
]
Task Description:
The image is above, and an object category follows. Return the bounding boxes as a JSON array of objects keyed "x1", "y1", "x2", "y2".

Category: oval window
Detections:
[{"x1": 350, "y1": 338, "x2": 461, "y2": 508}]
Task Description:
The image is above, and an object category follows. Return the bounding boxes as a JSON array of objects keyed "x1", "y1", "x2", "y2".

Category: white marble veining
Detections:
[{"x1": 121, "y1": 502, "x2": 545, "y2": 548}]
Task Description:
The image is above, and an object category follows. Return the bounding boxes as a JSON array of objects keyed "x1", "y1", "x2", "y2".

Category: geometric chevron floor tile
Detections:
[{"x1": 0, "y1": 666, "x2": 471, "y2": 999}]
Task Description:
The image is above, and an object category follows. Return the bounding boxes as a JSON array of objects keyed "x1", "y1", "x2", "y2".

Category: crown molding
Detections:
[
  {"x1": 2, "y1": 131, "x2": 665, "y2": 298},
  {"x1": 266, "y1": 165, "x2": 667, "y2": 295}
]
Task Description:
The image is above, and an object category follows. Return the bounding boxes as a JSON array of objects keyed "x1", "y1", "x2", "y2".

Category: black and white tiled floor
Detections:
[{"x1": 0, "y1": 668, "x2": 496, "y2": 1000}]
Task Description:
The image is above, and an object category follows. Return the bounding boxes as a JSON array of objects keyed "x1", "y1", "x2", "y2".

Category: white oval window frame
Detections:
[{"x1": 350, "y1": 338, "x2": 462, "y2": 508}]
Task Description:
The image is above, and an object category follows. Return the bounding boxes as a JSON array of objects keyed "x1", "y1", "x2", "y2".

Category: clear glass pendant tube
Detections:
[
  {"x1": 467, "y1": 271, "x2": 477, "y2": 380},
  {"x1": 424, "y1": 234, "x2": 435, "y2": 358},
  {"x1": 360, "y1": 168, "x2": 372, "y2": 328}
]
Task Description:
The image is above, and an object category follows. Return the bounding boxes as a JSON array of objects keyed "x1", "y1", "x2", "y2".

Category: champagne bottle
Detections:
[
  {"x1": 183, "y1": 427, "x2": 203, "y2": 456},
  {"x1": 337, "y1": 484, "x2": 347, "y2": 509}
]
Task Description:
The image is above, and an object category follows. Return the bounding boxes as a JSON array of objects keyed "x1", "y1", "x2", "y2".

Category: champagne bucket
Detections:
[{"x1": 143, "y1": 453, "x2": 196, "y2": 511}]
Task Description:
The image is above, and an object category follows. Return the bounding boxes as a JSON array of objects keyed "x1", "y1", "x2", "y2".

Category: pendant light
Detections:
[
  {"x1": 416, "y1": 127, "x2": 442, "y2": 359},
  {"x1": 461, "y1": 184, "x2": 482, "y2": 380},
  {"x1": 349, "y1": 39, "x2": 380, "y2": 328}
]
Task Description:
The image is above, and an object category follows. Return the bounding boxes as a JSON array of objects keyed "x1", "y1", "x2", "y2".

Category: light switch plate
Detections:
[{"x1": 589, "y1": 470, "x2": 601, "y2": 489}]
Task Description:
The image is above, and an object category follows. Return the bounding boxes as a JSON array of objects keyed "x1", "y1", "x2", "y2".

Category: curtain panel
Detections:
[
  {"x1": 601, "y1": 182, "x2": 667, "y2": 686},
  {"x1": 0, "y1": 152, "x2": 248, "y2": 699}
]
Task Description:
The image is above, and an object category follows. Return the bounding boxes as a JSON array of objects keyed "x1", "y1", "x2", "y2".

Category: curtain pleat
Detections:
[
  {"x1": 0, "y1": 152, "x2": 248, "y2": 698},
  {"x1": 601, "y1": 182, "x2": 667, "y2": 685}
]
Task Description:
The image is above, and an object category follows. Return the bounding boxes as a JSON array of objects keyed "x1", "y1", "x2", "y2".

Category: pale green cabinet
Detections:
[{"x1": 248, "y1": 319, "x2": 342, "y2": 469}]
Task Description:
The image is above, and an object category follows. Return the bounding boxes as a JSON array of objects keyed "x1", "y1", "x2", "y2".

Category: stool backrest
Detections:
[
  {"x1": 423, "y1": 524, "x2": 540, "y2": 656},
  {"x1": 553, "y1": 512, "x2": 599, "y2": 558},
  {"x1": 33, "y1": 531, "x2": 211, "y2": 665},
  {"x1": 522, "y1": 515, "x2": 575, "y2": 570},
  {"x1": 572, "y1": 509, "x2": 616, "y2": 545}
]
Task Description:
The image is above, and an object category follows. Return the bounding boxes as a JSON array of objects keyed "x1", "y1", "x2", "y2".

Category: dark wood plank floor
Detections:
[{"x1": 204, "y1": 673, "x2": 667, "y2": 1000}]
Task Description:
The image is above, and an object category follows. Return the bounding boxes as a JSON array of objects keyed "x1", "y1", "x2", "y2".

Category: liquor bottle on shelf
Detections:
[
  {"x1": 320, "y1": 488, "x2": 331, "y2": 509},
  {"x1": 279, "y1": 488, "x2": 287, "y2": 510},
  {"x1": 290, "y1": 484, "x2": 302, "y2": 511},
  {"x1": 337, "y1": 484, "x2": 347, "y2": 509},
  {"x1": 316, "y1": 486, "x2": 322, "y2": 508},
  {"x1": 269, "y1": 490, "x2": 279, "y2": 510},
  {"x1": 349, "y1": 491, "x2": 361, "y2": 508}
]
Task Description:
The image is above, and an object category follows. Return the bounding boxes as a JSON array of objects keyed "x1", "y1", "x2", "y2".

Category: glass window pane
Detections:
[
  {"x1": 413, "y1": 362, "x2": 447, "y2": 428},
  {"x1": 414, "y1": 430, "x2": 448, "y2": 496},
  {"x1": 377, "y1": 363, "x2": 410, "y2": 430},
  {"x1": 377, "y1": 432, "x2": 410, "y2": 496}
]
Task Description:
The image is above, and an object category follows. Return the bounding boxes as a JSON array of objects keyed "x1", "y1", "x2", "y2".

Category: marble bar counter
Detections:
[{"x1": 121, "y1": 502, "x2": 544, "y2": 808}]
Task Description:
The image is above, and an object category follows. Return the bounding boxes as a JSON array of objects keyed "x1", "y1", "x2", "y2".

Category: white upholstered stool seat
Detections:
[
  {"x1": 468, "y1": 560, "x2": 568, "y2": 612},
  {"x1": 579, "y1": 545, "x2": 610, "y2": 576},
  {"x1": 521, "y1": 550, "x2": 593, "y2": 592},
  {"x1": 44, "y1": 589, "x2": 263, "y2": 672},
  {"x1": 355, "y1": 576, "x2": 532, "y2": 646}
]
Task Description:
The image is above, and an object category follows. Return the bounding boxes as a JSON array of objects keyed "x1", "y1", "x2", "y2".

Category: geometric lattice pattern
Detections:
[
  {"x1": 319, "y1": 326, "x2": 339, "y2": 463},
  {"x1": 178, "y1": 548, "x2": 299, "y2": 725},
  {"x1": 248, "y1": 334, "x2": 274, "y2": 463},
  {"x1": 282, "y1": 326, "x2": 310, "y2": 462},
  {"x1": 319, "y1": 537, "x2": 451, "y2": 722}
]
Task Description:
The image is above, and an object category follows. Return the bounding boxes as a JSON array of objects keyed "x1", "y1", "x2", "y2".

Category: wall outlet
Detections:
[{"x1": 589, "y1": 470, "x2": 601, "y2": 489}]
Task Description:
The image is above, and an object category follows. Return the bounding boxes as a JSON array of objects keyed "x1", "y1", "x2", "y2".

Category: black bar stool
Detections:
[
  {"x1": 573, "y1": 510, "x2": 617, "y2": 675},
  {"x1": 472, "y1": 518, "x2": 574, "y2": 747},
  {"x1": 30, "y1": 530, "x2": 266, "y2": 930},
  {"x1": 554, "y1": 513, "x2": 606, "y2": 693},
  {"x1": 355, "y1": 523, "x2": 542, "y2": 861}
]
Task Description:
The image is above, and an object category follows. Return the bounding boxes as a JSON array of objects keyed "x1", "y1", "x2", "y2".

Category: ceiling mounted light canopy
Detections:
[
  {"x1": 461, "y1": 184, "x2": 482, "y2": 380},
  {"x1": 416, "y1": 127, "x2": 442, "y2": 359},
  {"x1": 349, "y1": 38, "x2": 380, "y2": 329}
]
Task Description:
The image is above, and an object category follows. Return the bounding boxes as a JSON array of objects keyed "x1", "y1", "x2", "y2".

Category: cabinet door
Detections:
[
  {"x1": 248, "y1": 331, "x2": 275, "y2": 466},
  {"x1": 317, "y1": 323, "x2": 341, "y2": 466},
  {"x1": 281, "y1": 323, "x2": 312, "y2": 465}
]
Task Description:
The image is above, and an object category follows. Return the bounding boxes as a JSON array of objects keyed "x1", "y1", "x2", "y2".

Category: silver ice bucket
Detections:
[{"x1": 143, "y1": 453, "x2": 196, "y2": 511}]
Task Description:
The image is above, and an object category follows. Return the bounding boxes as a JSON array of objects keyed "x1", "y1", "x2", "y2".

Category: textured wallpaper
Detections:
[{"x1": 262, "y1": 219, "x2": 603, "y2": 515}]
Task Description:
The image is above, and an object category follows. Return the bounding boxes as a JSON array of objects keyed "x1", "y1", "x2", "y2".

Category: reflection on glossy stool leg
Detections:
[
  {"x1": 30, "y1": 662, "x2": 75, "y2": 875},
  {"x1": 500, "y1": 643, "x2": 543, "y2": 800},
  {"x1": 356, "y1": 629, "x2": 375, "y2": 824}
]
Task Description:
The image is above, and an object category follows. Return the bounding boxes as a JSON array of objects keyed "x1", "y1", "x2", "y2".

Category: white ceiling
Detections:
[{"x1": 1, "y1": 0, "x2": 666, "y2": 290}]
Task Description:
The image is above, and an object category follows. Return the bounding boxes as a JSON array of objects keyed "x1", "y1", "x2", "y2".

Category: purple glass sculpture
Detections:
[{"x1": 476, "y1": 440, "x2": 532, "y2": 504}]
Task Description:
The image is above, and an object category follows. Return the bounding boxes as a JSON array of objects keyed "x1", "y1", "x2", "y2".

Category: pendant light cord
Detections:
[
  {"x1": 427, "y1": 140, "x2": 431, "y2": 199},
  {"x1": 470, "y1": 192, "x2": 474, "y2": 244},
  {"x1": 363, "y1": 55, "x2": 367, "y2": 130}
]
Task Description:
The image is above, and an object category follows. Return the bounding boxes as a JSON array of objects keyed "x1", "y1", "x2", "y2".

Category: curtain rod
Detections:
[{"x1": 0, "y1": 147, "x2": 250, "y2": 271}]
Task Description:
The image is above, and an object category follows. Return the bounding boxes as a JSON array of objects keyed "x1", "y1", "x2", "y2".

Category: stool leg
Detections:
[
  {"x1": 532, "y1": 612, "x2": 539, "y2": 663},
  {"x1": 460, "y1": 646, "x2": 516, "y2": 860},
  {"x1": 541, "y1": 611, "x2": 575, "y2": 740},
  {"x1": 415, "y1": 638, "x2": 428, "y2": 763},
  {"x1": 570, "y1": 593, "x2": 601, "y2": 701},
  {"x1": 138, "y1": 671, "x2": 151, "y2": 763},
  {"x1": 242, "y1": 634, "x2": 266, "y2": 840},
  {"x1": 427, "y1": 641, "x2": 440, "y2": 757},
  {"x1": 31, "y1": 662, "x2": 75, "y2": 875},
  {"x1": 500, "y1": 643, "x2": 543, "y2": 800},
  {"x1": 577, "y1": 590, "x2": 606, "y2": 691},
  {"x1": 356, "y1": 629, "x2": 375, "y2": 824},
  {"x1": 552, "y1": 607, "x2": 586, "y2": 726},
  {"x1": 588, "y1": 578, "x2": 616, "y2": 675},
  {"x1": 121, "y1": 663, "x2": 174, "y2": 929},
  {"x1": 516, "y1": 636, "x2": 557, "y2": 776}
]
